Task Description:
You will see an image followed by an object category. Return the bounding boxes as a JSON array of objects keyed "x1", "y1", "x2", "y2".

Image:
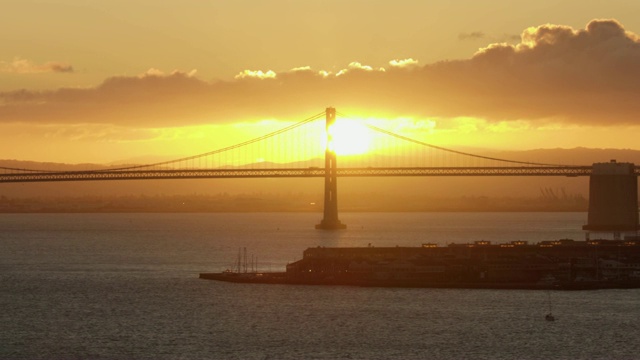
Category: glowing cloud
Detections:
[
  {"x1": 0, "y1": 57, "x2": 73, "y2": 74},
  {"x1": 234, "y1": 69, "x2": 277, "y2": 79},
  {"x1": 141, "y1": 68, "x2": 197, "y2": 78},
  {"x1": 389, "y1": 58, "x2": 419, "y2": 68},
  {"x1": 291, "y1": 66, "x2": 311, "y2": 72},
  {"x1": 348, "y1": 62, "x2": 374, "y2": 71},
  {"x1": 336, "y1": 62, "x2": 380, "y2": 76}
]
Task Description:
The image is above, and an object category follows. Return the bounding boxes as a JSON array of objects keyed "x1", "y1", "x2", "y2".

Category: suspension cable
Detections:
[
  {"x1": 6, "y1": 111, "x2": 326, "y2": 173},
  {"x1": 336, "y1": 111, "x2": 571, "y2": 167},
  {"x1": 96, "y1": 111, "x2": 326, "y2": 172}
]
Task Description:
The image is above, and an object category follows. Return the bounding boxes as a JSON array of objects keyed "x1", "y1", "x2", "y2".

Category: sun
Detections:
[{"x1": 327, "y1": 119, "x2": 372, "y2": 156}]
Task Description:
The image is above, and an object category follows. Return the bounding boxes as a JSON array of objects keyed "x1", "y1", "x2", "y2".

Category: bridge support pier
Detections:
[
  {"x1": 583, "y1": 160, "x2": 639, "y2": 239},
  {"x1": 316, "y1": 107, "x2": 346, "y2": 230}
]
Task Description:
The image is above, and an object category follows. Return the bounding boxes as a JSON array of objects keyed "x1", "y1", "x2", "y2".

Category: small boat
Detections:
[{"x1": 545, "y1": 291, "x2": 556, "y2": 321}]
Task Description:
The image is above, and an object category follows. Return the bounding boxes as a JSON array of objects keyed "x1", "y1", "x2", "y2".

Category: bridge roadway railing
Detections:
[{"x1": 0, "y1": 166, "x2": 600, "y2": 183}]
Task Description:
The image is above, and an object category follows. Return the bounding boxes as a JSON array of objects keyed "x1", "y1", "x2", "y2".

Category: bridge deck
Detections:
[{"x1": 0, "y1": 166, "x2": 606, "y2": 183}]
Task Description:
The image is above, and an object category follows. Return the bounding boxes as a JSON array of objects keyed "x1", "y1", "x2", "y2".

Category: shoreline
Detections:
[{"x1": 199, "y1": 271, "x2": 640, "y2": 290}]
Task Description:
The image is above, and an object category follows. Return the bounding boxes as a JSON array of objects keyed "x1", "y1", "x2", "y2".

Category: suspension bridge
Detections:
[
  {"x1": 0, "y1": 108, "x2": 637, "y2": 231},
  {"x1": 0, "y1": 108, "x2": 603, "y2": 182}
]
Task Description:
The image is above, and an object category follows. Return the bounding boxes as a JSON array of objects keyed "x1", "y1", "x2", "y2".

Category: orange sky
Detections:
[{"x1": 1, "y1": 1, "x2": 640, "y2": 164}]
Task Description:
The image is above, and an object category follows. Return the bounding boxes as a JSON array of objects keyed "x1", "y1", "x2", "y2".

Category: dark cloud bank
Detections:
[{"x1": 1, "y1": 19, "x2": 639, "y2": 127}]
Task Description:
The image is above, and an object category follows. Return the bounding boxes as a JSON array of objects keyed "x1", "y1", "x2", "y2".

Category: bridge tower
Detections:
[
  {"x1": 316, "y1": 107, "x2": 347, "y2": 230},
  {"x1": 583, "y1": 160, "x2": 639, "y2": 240}
]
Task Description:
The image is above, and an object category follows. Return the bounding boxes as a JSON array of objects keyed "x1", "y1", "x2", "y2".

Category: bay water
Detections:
[{"x1": 1, "y1": 212, "x2": 638, "y2": 359}]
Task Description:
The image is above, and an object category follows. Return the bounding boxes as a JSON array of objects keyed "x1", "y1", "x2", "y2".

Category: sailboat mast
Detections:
[
  {"x1": 237, "y1": 247, "x2": 241, "y2": 273},
  {"x1": 243, "y1": 247, "x2": 247, "y2": 273}
]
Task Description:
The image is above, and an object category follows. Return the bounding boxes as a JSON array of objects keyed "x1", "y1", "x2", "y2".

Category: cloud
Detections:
[
  {"x1": 1, "y1": 19, "x2": 640, "y2": 127},
  {"x1": 234, "y1": 69, "x2": 277, "y2": 79},
  {"x1": 459, "y1": 32, "x2": 520, "y2": 43},
  {"x1": 290, "y1": 66, "x2": 311, "y2": 72},
  {"x1": 45, "y1": 63, "x2": 74, "y2": 73},
  {"x1": 459, "y1": 31, "x2": 485, "y2": 40},
  {"x1": 446, "y1": 19, "x2": 640, "y2": 123},
  {"x1": 389, "y1": 58, "x2": 419, "y2": 68},
  {"x1": 336, "y1": 62, "x2": 381, "y2": 76},
  {"x1": 0, "y1": 57, "x2": 73, "y2": 74}
]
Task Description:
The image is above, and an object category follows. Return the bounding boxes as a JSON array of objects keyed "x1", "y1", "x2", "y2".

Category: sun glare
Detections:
[{"x1": 327, "y1": 119, "x2": 372, "y2": 156}]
